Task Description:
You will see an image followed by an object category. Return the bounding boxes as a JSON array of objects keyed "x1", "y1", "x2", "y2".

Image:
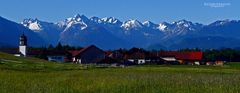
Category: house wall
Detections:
[
  {"x1": 19, "y1": 46, "x2": 27, "y2": 57},
  {"x1": 73, "y1": 57, "x2": 82, "y2": 64},
  {"x1": 127, "y1": 59, "x2": 145, "y2": 64},
  {"x1": 182, "y1": 60, "x2": 201, "y2": 65},
  {"x1": 47, "y1": 56, "x2": 65, "y2": 62},
  {"x1": 215, "y1": 61, "x2": 224, "y2": 66},
  {"x1": 138, "y1": 59, "x2": 145, "y2": 64}
]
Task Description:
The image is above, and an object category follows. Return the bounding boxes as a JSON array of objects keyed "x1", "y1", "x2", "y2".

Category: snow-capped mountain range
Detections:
[{"x1": 1, "y1": 14, "x2": 240, "y2": 50}]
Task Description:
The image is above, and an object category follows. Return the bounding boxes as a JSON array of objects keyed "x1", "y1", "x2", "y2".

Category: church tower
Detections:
[{"x1": 19, "y1": 33, "x2": 27, "y2": 57}]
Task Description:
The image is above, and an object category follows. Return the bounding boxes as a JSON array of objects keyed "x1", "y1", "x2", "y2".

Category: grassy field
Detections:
[{"x1": 0, "y1": 52, "x2": 240, "y2": 93}]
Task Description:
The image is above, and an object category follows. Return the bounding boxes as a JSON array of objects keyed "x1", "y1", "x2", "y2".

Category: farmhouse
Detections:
[
  {"x1": 157, "y1": 51, "x2": 203, "y2": 65},
  {"x1": 107, "y1": 50, "x2": 125, "y2": 60},
  {"x1": 145, "y1": 56, "x2": 165, "y2": 65},
  {"x1": 122, "y1": 51, "x2": 203, "y2": 65},
  {"x1": 160, "y1": 56, "x2": 179, "y2": 65},
  {"x1": 69, "y1": 45, "x2": 105, "y2": 64},
  {"x1": 46, "y1": 50, "x2": 66, "y2": 62},
  {"x1": 124, "y1": 48, "x2": 148, "y2": 64},
  {"x1": 206, "y1": 61, "x2": 225, "y2": 66}
]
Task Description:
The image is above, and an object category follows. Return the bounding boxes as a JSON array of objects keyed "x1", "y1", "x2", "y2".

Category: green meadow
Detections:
[{"x1": 0, "y1": 52, "x2": 240, "y2": 93}]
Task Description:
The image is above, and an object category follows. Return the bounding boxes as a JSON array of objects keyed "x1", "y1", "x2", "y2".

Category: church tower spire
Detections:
[{"x1": 19, "y1": 33, "x2": 27, "y2": 57}]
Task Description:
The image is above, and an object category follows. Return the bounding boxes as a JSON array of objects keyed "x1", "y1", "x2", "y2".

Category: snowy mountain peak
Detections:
[
  {"x1": 143, "y1": 21, "x2": 159, "y2": 30},
  {"x1": 143, "y1": 21, "x2": 154, "y2": 26},
  {"x1": 173, "y1": 20, "x2": 195, "y2": 28},
  {"x1": 58, "y1": 14, "x2": 90, "y2": 31},
  {"x1": 90, "y1": 16, "x2": 101, "y2": 23},
  {"x1": 121, "y1": 19, "x2": 143, "y2": 30},
  {"x1": 21, "y1": 18, "x2": 42, "y2": 31},
  {"x1": 60, "y1": 14, "x2": 89, "y2": 26},
  {"x1": 101, "y1": 17, "x2": 121, "y2": 24},
  {"x1": 175, "y1": 19, "x2": 191, "y2": 24},
  {"x1": 210, "y1": 19, "x2": 236, "y2": 26},
  {"x1": 74, "y1": 14, "x2": 81, "y2": 18},
  {"x1": 22, "y1": 18, "x2": 38, "y2": 23},
  {"x1": 158, "y1": 22, "x2": 168, "y2": 31},
  {"x1": 22, "y1": 18, "x2": 40, "y2": 25},
  {"x1": 70, "y1": 14, "x2": 89, "y2": 22}
]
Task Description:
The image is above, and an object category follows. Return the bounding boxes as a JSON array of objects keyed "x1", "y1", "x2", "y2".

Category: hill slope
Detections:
[
  {"x1": 0, "y1": 16, "x2": 46, "y2": 47},
  {"x1": 0, "y1": 52, "x2": 85, "y2": 71}
]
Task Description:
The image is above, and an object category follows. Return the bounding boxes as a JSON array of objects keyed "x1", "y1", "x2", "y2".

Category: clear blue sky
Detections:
[{"x1": 0, "y1": 0, "x2": 239, "y2": 24}]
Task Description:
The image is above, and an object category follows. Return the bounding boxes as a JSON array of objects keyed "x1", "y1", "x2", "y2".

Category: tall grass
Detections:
[
  {"x1": 1, "y1": 52, "x2": 240, "y2": 93},
  {"x1": 0, "y1": 67, "x2": 240, "y2": 93}
]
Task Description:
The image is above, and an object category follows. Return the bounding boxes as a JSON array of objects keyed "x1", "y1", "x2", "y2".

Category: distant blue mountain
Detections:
[
  {"x1": 168, "y1": 36, "x2": 240, "y2": 49},
  {"x1": 0, "y1": 16, "x2": 46, "y2": 47},
  {"x1": 1, "y1": 15, "x2": 240, "y2": 50}
]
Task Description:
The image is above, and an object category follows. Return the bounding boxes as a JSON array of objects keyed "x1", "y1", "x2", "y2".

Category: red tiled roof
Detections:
[
  {"x1": 69, "y1": 50, "x2": 82, "y2": 57},
  {"x1": 158, "y1": 51, "x2": 203, "y2": 61}
]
